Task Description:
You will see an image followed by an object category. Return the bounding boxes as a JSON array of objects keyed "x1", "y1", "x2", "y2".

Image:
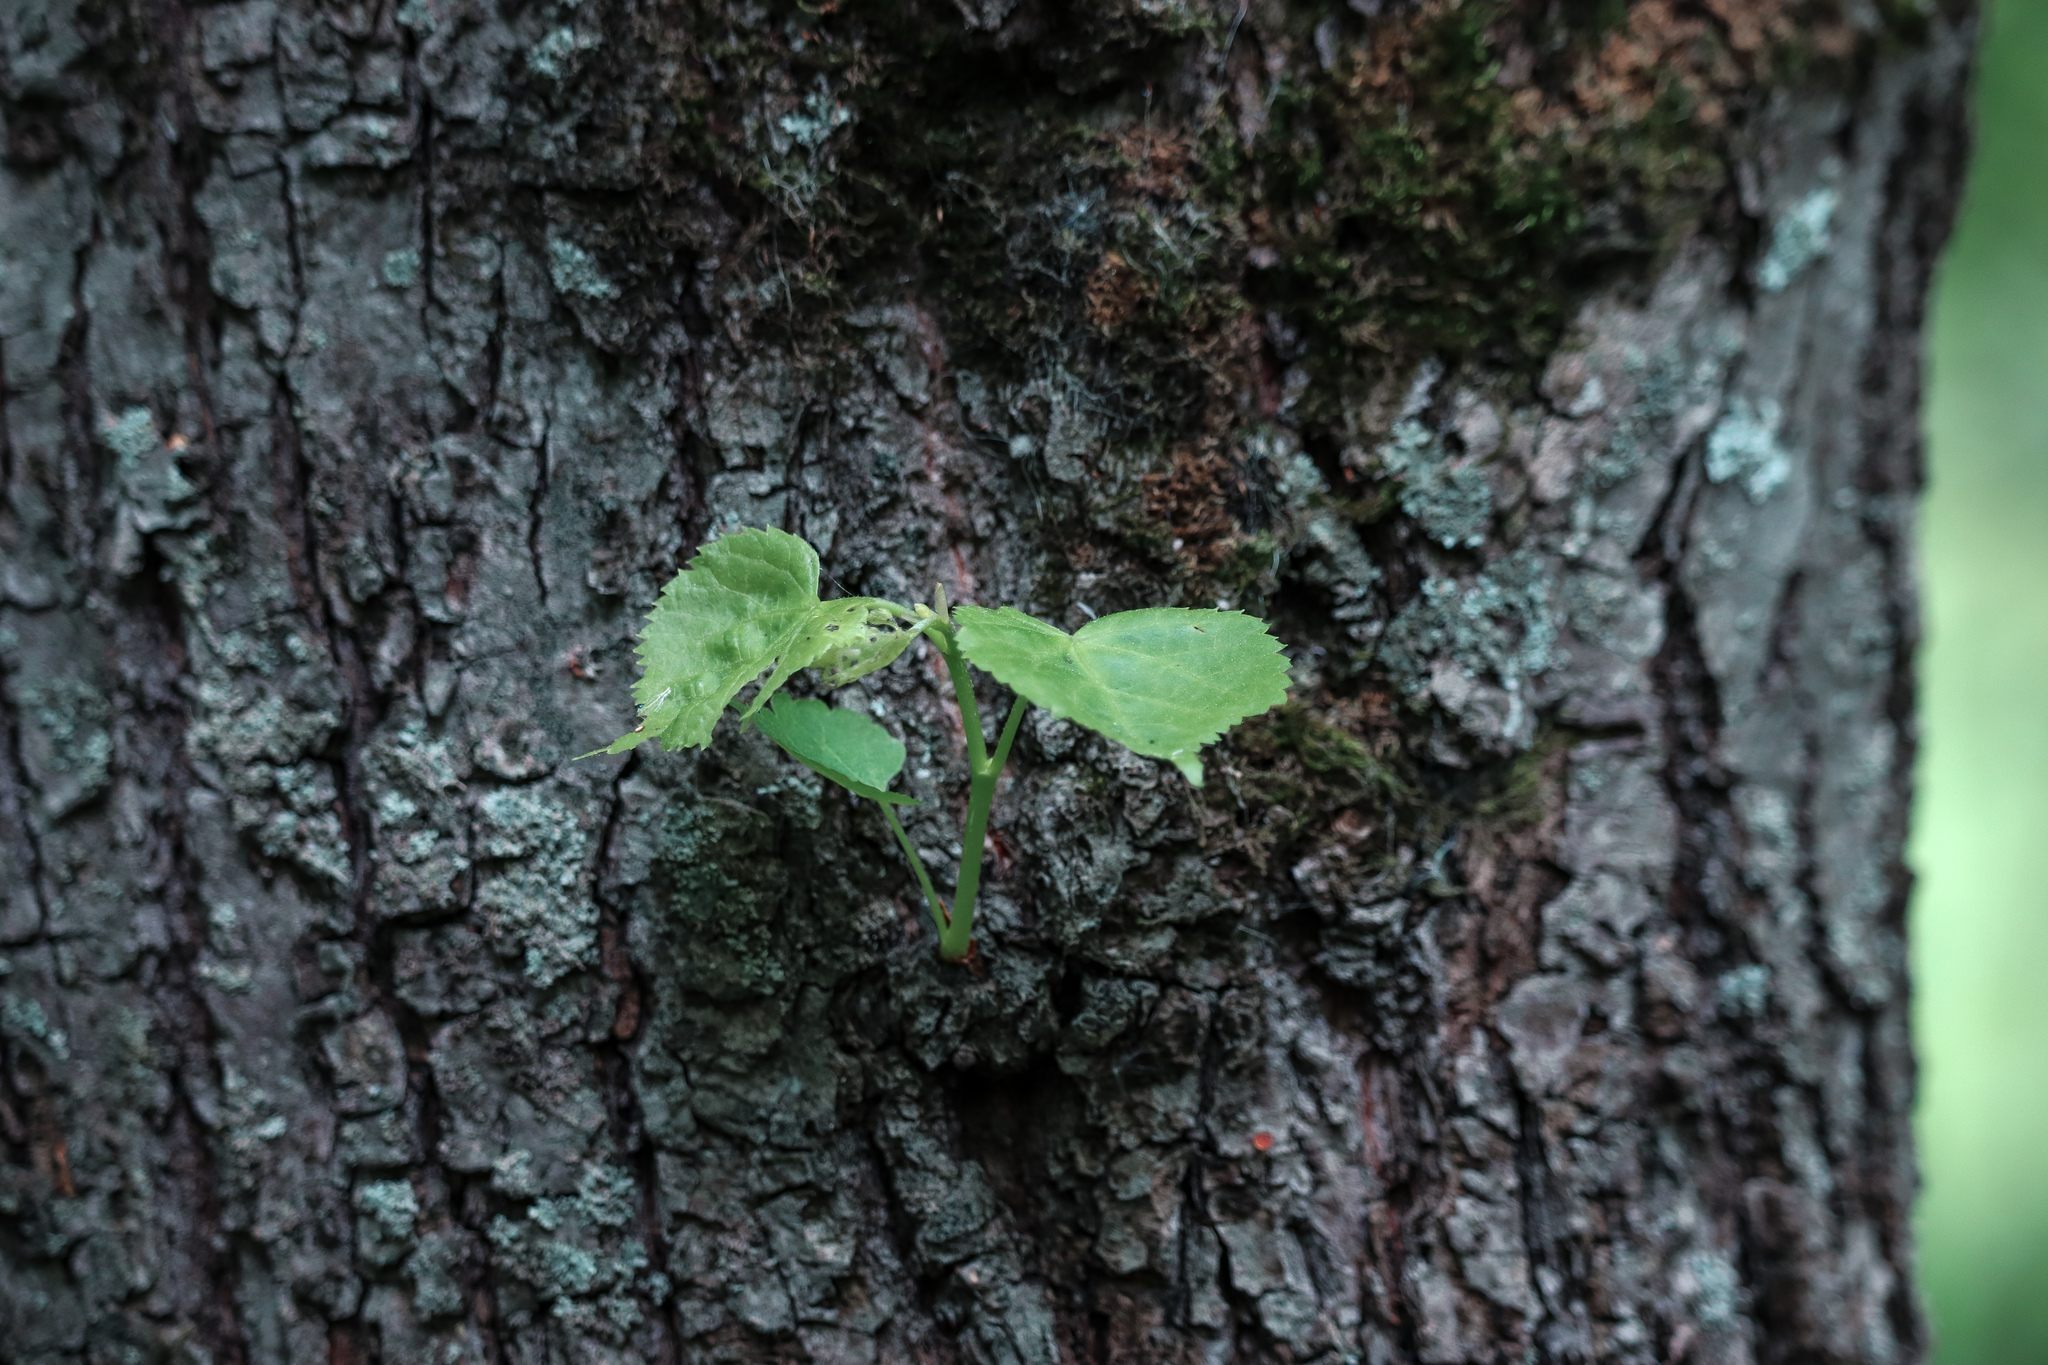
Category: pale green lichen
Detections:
[
  {"x1": 251, "y1": 761, "x2": 352, "y2": 887},
  {"x1": 197, "y1": 956, "x2": 256, "y2": 995},
  {"x1": 1757, "y1": 186, "x2": 1838, "y2": 292},
  {"x1": 102, "y1": 406, "x2": 161, "y2": 463},
  {"x1": 1380, "y1": 417, "x2": 1492, "y2": 550},
  {"x1": 485, "y1": 1201, "x2": 657, "y2": 1342},
  {"x1": 1247, "y1": 429, "x2": 1379, "y2": 611},
  {"x1": 376, "y1": 789, "x2": 420, "y2": 825},
  {"x1": 1705, "y1": 398, "x2": 1790, "y2": 503},
  {"x1": 474, "y1": 785, "x2": 595, "y2": 984},
  {"x1": 547, "y1": 238, "x2": 619, "y2": 301},
  {"x1": 1681, "y1": 1247, "x2": 1742, "y2": 1325},
  {"x1": 220, "y1": 1065, "x2": 289, "y2": 1171},
  {"x1": 529, "y1": 26, "x2": 598, "y2": 82},
  {"x1": 22, "y1": 679, "x2": 111, "y2": 817},
  {"x1": 492, "y1": 1148, "x2": 538, "y2": 1197},
  {"x1": 356, "y1": 1179, "x2": 421, "y2": 1270},
  {"x1": 475, "y1": 786, "x2": 557, "y2": 857},
  {"x1": 1379, "y1": 550, "x2": 1556, "y2": 694},
  {"x1": 542, "y1": 1242, "x2": 600, "y2": 1296},
  {"x1": 777, "y1": 82, "x2": 854, "y2": 150},
  {"x1": 357, "y1": 1180, "x2": 420, "y2": 1236},
  {"x1": 185, "y1": 671, "x2": 354, "y2": 889},
  {"x1": 1585, "y1": 351, "x2": 1684, "y2": 492},
  {"x1": 406, "y1": 1233, "x2": 466, "y2": 1319},
  {"x1": 576, "y1": 1163, "x2": 638, "y2": 1228},
  {"x1": 1717, "y1": 964, "x2": 1771, "y2": 1018},
  {"x1": 1, "y1": 993, "x2": 68, "y2": 1059},
  {"x1": 380, "y1": 247, "x2": 421, "y2": 288}
]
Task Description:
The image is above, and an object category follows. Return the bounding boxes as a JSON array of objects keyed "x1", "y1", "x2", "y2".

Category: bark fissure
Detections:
[
  {"x1": 526, "y1": 416, "x2": 550, "y2": 609},
  {"x1": 590, "y1": 751, "x2": 686, "y2": 1365},
  {"x1": 137, "y1": 564, "x2": 254, "y2": 1365},
  {"x1": 157, "y1": 0, "x2": 222, "y2": 457},
  {"x1": 1650, "y1": 481, "x2": 1776, "y2": 1357},
  {"x1": 54, "y1": 225, "x2": 101, "y2": 568},
  {"x1": 0, "y1": 338, "x2": 16, "y2": 490},
  {"x1": 0, "y1": 601, "x2": 56, "y2": 951}
]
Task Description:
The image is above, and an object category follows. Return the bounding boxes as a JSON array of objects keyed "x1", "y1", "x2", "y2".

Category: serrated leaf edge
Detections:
[{"x1": 953, "y1": 605, "x2": 1290, "y2": 785}]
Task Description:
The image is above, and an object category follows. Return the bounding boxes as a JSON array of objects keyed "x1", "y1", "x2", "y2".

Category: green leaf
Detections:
[
  {"x1": 596, "y1": 527, "x2": 822, "y2": 754},
  {"x1": 952, "y1": 606, "x2": 1289, "y2": 785},
  {"x1": 751, "y1": 696, "x2": 917, "y2": 805},
  {"x1": 819, "y1": 613, "x2": 937, "y2": 687},
  {"x1": 740, "y1": 597, "x2": 905, "y2": 716}
]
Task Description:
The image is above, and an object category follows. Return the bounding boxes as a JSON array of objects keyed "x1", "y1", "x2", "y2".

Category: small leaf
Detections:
[
  {"x1": 741, "y1": 597, "x2": 904, "y2": 716},
  {"x1": 953, "y1": 605, "x2": 1289, "y2": 785},
  {"x1": 751, "y1": 696, "x2": 918, "y2": 805},
  {"x1": 597, "y1": 527, "x2": 821, "y2": 754},
  {"x1": 819, "y1": 613, "x2": 937, "y2": 687}
]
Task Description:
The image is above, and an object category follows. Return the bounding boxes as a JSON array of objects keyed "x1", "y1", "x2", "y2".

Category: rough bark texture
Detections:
[{"x1": 0, "y1": 1, "x2": 1971, "y2": 1362}]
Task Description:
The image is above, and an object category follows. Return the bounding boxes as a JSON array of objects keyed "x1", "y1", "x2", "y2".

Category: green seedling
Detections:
[{"x1": 588, "y1": 527, "x2": 1290, "y2": 960}]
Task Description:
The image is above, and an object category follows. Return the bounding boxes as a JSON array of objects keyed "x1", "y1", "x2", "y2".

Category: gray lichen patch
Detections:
[
  {"x1": 545, "y1": 238, "x2": 619, "y2": 302},
  {"x1": 13, "y1": 678, "x2": 111, "y2": 820},
  {"x1": 1756, "y1": 184, "x2": 1841, "y2": 292},
  {"x1": 470, "y1": 782, "x2": 600, "y2": 985},
  {"x1": 649, "y1": 796, "x2": 796, "y2": 1000},
  {"x1": 1705, "y1": 397, "x2": 1794, "y2": 503},
  {"x1": 1378, "y1": 416, "x2": 1495, "y2": 550},
  {"x1": 1379, "y1": 551, "x2": 1558, "y2": 752}
]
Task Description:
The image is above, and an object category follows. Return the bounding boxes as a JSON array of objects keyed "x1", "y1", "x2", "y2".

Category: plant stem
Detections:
[
  {"x1": 990, "y1": 694, "x2": 1027, "y2": 775},
  {"x1": 927, "y1": 626, "x2": 1027, "y2": 962},
  {"x1": 933, "y1": 624, "x2": 989, "y2": 772},
  {"x1": 881, "y1": 803, "x2": 951, "y2": 938},
  {"x1": 940, "y1": 762, "x2": 993, "y2": 960}
]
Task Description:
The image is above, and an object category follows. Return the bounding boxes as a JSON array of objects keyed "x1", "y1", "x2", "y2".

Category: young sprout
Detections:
[{"x1": 587, "y1": 527, "x2": 1289, "y2": 961}]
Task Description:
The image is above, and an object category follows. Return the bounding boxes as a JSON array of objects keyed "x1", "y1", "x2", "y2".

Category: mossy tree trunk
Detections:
[{"x1": 0, "y1": 0, "x2": 1969, "y2": 1361}]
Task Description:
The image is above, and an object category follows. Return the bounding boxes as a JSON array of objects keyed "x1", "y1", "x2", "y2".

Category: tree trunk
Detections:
[{"x1": 0, "y1": 1, "x2": 1971, "y2": 1362}]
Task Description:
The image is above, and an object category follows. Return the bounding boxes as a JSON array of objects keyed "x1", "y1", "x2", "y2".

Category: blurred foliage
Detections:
[{"x1": 1915, "y1": 2, "x2": 2048, "y2": 1361}]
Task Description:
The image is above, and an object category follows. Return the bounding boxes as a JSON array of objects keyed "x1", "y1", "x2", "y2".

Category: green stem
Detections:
[
  {"x1": 989, "y1": 695, "x2": 1027, "y2": 776},
  {"x1": 942, "y1": 764, "x2": 996, "y2": 961},
  {"x1": 931, "y1": 624, "x2": 988, "y2": 772},
  {"x1": 882, "y1": 803, "x2": 951, "y2": 938},
  {"x1": 926, "y1": 629, "x2": 1039, "y2": 961},
  {"x1": 928, "y1": 625, "x2": 983, "y2": 960}
]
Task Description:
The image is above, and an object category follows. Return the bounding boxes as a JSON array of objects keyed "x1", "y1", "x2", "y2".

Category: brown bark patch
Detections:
[
  {"x1": 1085, "y1": 251, "x2": 1149, "y2": 333},
  {"x1": 1141, "y1": 450, "x2": 1245, "y2": 574}
]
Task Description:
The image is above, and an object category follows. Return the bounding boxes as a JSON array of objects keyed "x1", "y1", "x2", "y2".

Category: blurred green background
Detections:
[{"x1": 1915, "y1": 0, "x2": 2048, "y2": 1360}]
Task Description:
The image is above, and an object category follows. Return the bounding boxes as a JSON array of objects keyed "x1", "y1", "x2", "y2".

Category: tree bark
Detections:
[{"x1": 0, "y1": 1, "x2": 1971, "y2": 1362}]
